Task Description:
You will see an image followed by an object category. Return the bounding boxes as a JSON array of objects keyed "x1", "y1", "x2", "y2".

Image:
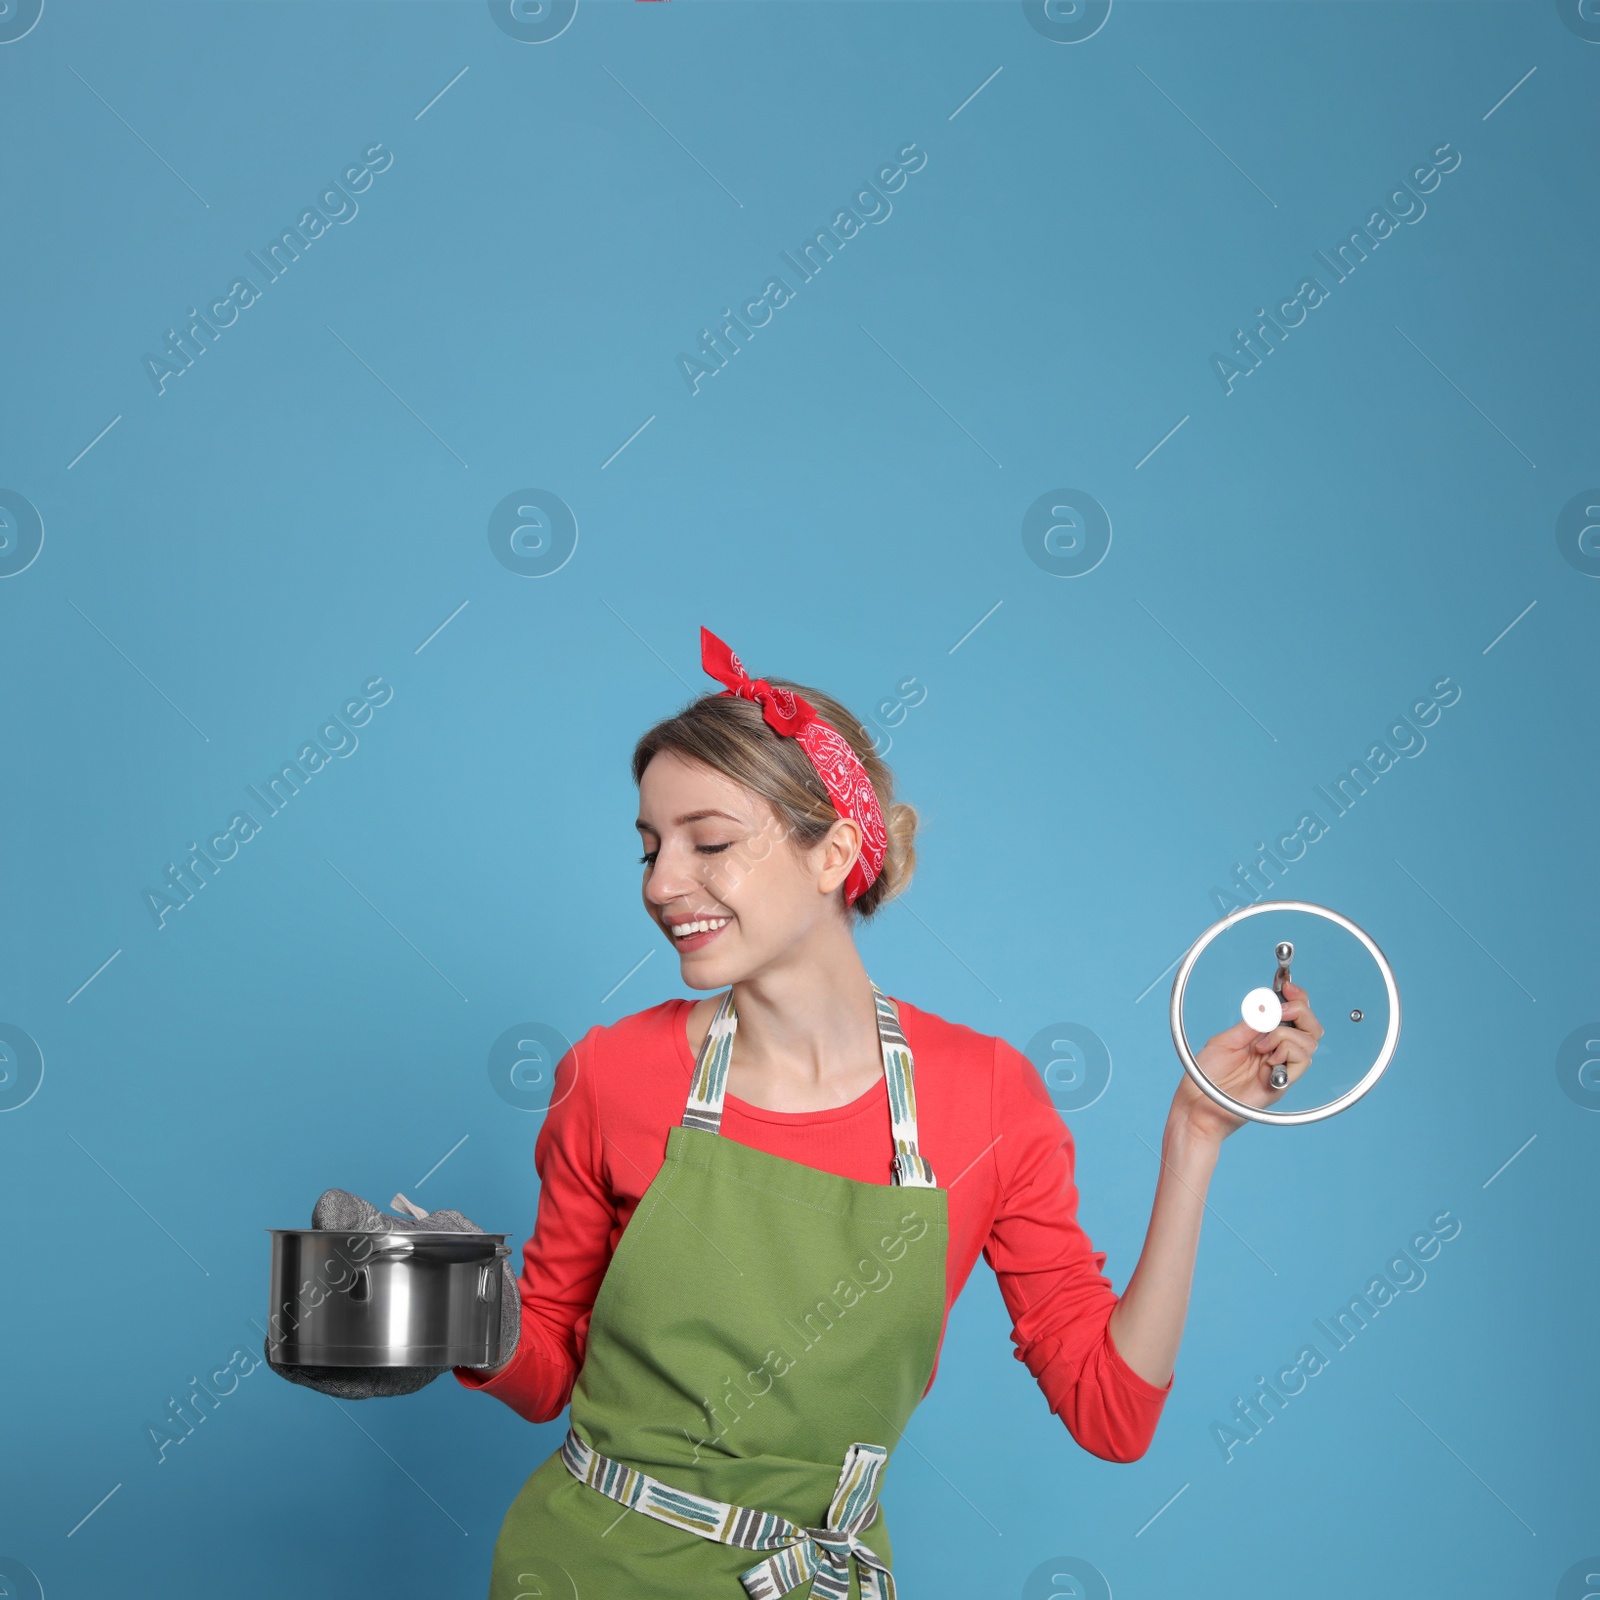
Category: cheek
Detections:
[
  {"x1": 713, "y1": 840, "x2": 810, "y2": 928},
  {"x1": 714, "y1": 828, "x2": 783, "y2": 897},
  {"x1": 711, "y1": 843, "x2": 772, "y2": 910}
]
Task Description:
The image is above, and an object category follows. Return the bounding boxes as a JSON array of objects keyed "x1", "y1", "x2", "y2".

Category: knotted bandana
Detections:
[{"x1": 700, "y1": 626, "x2": 887, "y2": 906}]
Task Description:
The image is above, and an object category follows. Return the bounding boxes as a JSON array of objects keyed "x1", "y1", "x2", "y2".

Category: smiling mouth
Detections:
[{"x1": 666, "y1": 915, "x2": 731, "y2": 951}]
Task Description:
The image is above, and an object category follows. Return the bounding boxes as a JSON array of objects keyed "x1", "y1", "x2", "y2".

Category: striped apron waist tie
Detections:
[{"x1": 560, "y1": 1425, "x2": 897, "y2": 1600}]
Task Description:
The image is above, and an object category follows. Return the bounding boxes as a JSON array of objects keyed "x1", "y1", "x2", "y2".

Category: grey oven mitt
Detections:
[{"x1": 264, "y1": 1188, "x2": 521, "y2": 1400}]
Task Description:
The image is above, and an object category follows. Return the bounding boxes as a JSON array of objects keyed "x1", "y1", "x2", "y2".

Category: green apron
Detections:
[{"x1": 487, "y1": 982, "x2": 949, "y2": 1600}]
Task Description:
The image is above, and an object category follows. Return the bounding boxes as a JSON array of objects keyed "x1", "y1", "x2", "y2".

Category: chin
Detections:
[
  {"x1": 678, "y1": 944, "x2": 761, "y2": 989},
  {"x1": 678, "y1": 967, "x2": 727, "y2": 992}
]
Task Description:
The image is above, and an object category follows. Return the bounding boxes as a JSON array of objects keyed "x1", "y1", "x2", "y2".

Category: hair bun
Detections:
[{"x1": 875, "y1": 800, "x2": 918, "y2": 907}]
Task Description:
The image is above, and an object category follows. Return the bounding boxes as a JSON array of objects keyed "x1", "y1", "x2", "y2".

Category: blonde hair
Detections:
[{"x1": 631, "y1": 678, "x2": 917, "y2": 921}]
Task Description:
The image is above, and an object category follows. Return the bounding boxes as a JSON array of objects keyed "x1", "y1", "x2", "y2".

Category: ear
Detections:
[{"x1": 814, "y1": 817, "x2": 863, "y2": 897}]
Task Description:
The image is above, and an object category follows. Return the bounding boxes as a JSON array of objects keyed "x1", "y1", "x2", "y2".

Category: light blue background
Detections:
[{"x1": 2, "y1": 1, "x2": 1595, "y2": 1596}]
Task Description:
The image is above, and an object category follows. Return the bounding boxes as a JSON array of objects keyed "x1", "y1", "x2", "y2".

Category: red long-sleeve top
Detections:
[{"x1": 457, "y1": 995, "x2": 1172, "y2": 1462}]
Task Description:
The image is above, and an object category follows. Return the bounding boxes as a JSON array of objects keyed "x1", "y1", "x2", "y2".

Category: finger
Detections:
[
  {"x1": 419, "y1": 1208, "x2": 480, "y2": 1234},
  {"x1": 1210, "y1": 1019, "x2": 1262, "y2": 1052},
  {"x1": 312, "y1": 1188, "x2": 383, "y2": 1232},
  {"x1": 1277, "y1": 998, "x2": 1323, "y2": 1034},
  {"x1": 1267, "y1": 1021, "x2": 1316, "y2": 1054},
  {"x1": 1256, "y1": 1026, "x2": 1316, "y2": 1072},
  {"x1": 1278, "y1": 985, "x2": 1325, "y2": 1041}
]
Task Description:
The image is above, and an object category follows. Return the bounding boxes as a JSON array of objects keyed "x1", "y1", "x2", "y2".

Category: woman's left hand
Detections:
[{"x1": 1172, "y1": 980, "x2": 1325, "y2": 1145}]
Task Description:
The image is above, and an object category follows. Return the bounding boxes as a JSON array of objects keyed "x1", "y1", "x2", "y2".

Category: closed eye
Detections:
[{"x1": 638, "y1": 843, "x2": 734, "y2": 865}]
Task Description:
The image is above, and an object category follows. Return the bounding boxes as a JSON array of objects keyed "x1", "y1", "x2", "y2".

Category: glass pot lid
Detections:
[{"x1": 1169, "y1": 901, "x2": 1401, "y2": 1126}]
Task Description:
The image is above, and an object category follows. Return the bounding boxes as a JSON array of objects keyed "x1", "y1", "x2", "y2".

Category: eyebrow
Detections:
[{"x1": 635, "y1": 808, "x2": 742, "y2": 832}]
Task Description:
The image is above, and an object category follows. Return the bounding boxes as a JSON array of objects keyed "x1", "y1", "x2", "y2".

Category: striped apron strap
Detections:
[
  {"x1": 681, "y1": 987, "x2": 738, "y2": 1134},
  {"x1": 681, "y1": 983, "x2": 939, "y2": 1189},
  {"x1": 561, "y1": 1427, "x2": 896, "y2": 1600},
  {"x1": 872, "y1": 983, "x2": 937, "y2": 1189}
]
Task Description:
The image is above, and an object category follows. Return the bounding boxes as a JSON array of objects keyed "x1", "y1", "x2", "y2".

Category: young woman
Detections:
[{"x1": 280, "y1": 624, "x2": 1323, "y2": 1598}]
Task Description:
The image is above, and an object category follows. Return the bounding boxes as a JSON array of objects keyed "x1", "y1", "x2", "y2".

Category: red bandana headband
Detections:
[{"x1": 699, "y1": 626, "x2": 887, "y2": 906}]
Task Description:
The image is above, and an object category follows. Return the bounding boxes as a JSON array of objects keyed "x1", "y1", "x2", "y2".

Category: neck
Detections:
[{"x1": 729, "y1": 919, "x2": 879, "y2": 1088}]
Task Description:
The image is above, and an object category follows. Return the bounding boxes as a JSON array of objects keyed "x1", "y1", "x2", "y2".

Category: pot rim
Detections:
[{"x1": 267, "y1": 1229, "x2": 508, "y2": 1240}]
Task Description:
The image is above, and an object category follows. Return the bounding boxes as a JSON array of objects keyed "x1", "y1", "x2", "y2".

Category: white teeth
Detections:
[{"x1": 672, "y1": 917, "x2": 729, "y2": 938}]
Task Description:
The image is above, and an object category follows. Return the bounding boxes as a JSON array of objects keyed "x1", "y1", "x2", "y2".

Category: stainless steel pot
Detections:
[{"x1": 266, "y1": 1228, "x2": 510, "y2": 1367}]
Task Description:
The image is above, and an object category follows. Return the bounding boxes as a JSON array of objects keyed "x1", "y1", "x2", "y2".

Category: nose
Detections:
[{"x1": 642, "y1": 845, "x2": 698, "y2": 908}]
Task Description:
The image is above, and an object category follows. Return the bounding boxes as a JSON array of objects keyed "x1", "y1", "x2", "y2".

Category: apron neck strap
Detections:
[{"x1": 681, "y1": 982, "x2": 938, "y2": 1189}]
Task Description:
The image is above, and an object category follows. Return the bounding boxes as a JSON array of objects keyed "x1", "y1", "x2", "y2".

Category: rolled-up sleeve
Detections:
[{"x1": 983, "y1": 1039, "x2": 1173, "y2": 1462}]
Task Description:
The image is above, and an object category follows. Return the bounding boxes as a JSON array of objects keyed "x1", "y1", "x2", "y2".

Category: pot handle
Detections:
[
  {"x1": 362, "y1": 1236, "x2": 509, "y2": 1260},
  {"x1": 363, "y1": 1234, "x2": 417, "y2": 1259}
]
